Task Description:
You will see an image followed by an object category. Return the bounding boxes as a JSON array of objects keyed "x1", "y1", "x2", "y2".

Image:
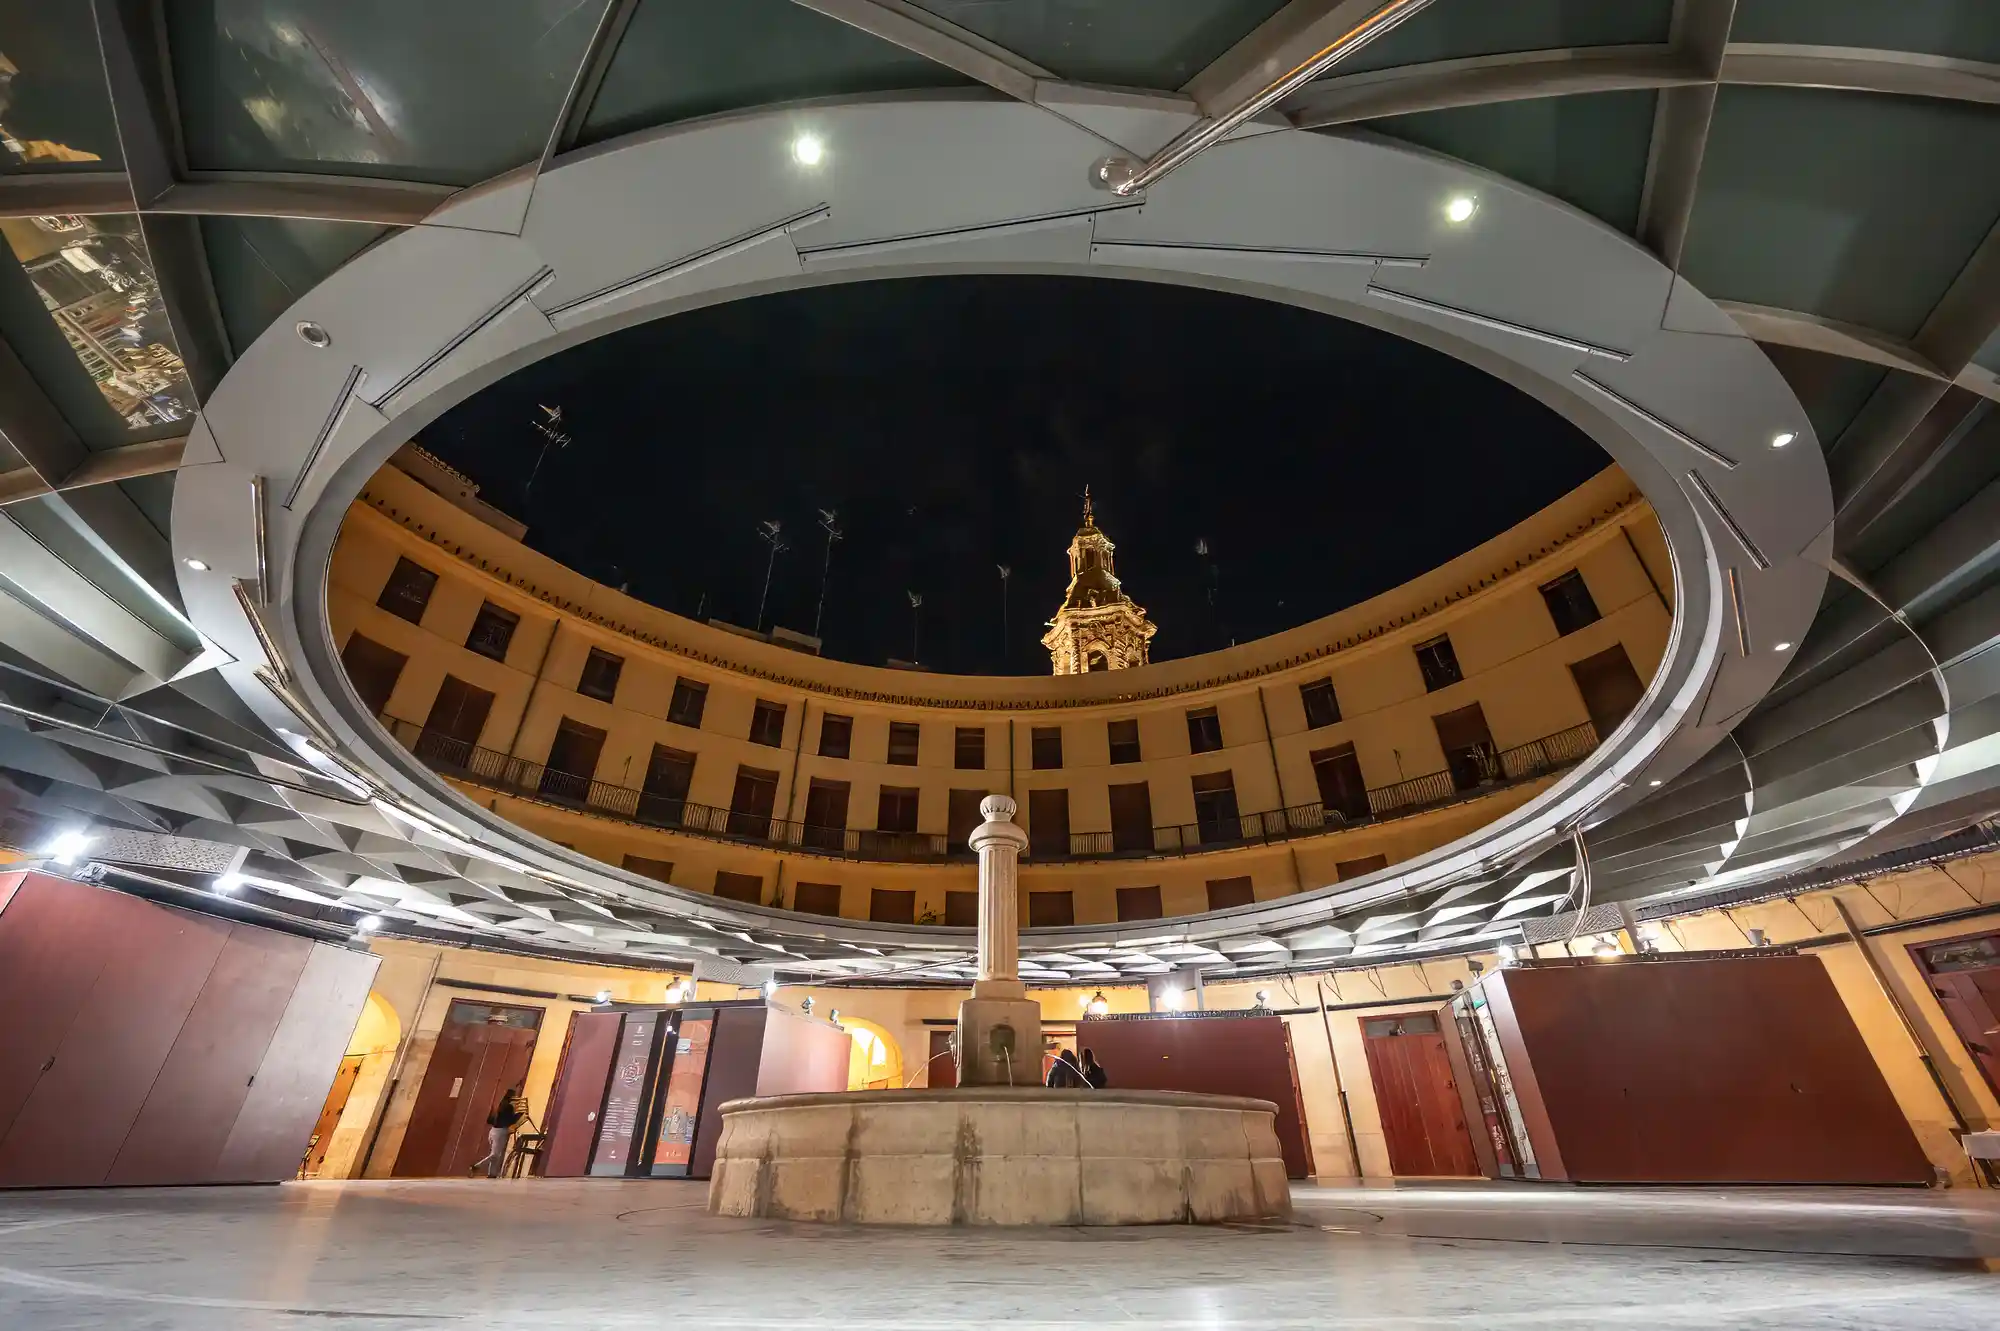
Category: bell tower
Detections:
[{"x1": 1042, "y1": 488, "x2": 1156, "y2": 674}]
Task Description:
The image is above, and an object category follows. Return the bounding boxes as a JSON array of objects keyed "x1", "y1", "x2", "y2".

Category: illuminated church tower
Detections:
[{"x1": 1042, "y1": 488, "x2": 1156, "y2": 674}]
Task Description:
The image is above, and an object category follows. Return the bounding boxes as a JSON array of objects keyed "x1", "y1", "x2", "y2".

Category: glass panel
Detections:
[
  {"x1": 1756, "y1": 344, "x2": 1887, "y2": 450},
  {"x1": 1683, "y1": 87, "x2": 2000, "y2": 339},
  {"x1": 200, "y1": 215, "x2": 386, "y2": 355},
  {"x1": 1976, "y1": 327, "x2": 2000, "y2": 376},
  {"x1": 1368, "y1": 90, "x2": 1657, "y2": 234},
  {"x1": 1734, "y1": 0, "x2": 2000, "y2": 65},
  {"x1": 165, "y1": 0, "x2": 613, "y2": 184},
  {"x1": 1335, "y1": 0, "x2": 1675, "y2": 78},
  {"x1": 912, "y1": 0, "x2": 1285, "y2": 89},
  {"x1": 0, "y1": 214, "x2": 195, "y2": 431},
  {"x1": 582, "y1": 0, "x2": 970, "y2": 149},
  {"x1": 0, "y1": 1, "x2": 124, "y2": 171}
]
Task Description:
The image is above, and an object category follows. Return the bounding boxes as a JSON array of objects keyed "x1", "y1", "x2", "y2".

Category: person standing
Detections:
[
  {"x1": 1081, "y1": 1048, "x2": 1108, "y2": 1089},
  {"x1": 1046, "y1": 1047, "x2": 1086, "y2": 1089},
  {"x1": 473, "y1": 1084, "x2": 525, "y2": 1178}
]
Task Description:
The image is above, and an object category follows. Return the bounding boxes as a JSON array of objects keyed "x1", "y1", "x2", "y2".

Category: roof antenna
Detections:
[
  {"x1": 754, "y1": 520, "x2": 788, "y2": 632},
  {"x1": 814, "y1": 508, "x2": 842, "y2": 640}
]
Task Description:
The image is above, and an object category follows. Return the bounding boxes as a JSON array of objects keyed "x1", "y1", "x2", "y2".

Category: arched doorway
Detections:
[
  {"x1": 840, "y1": 1018, "x2": 904, "y2": 1090},
  {"x1": 302, "y1": 991, "x2": 401, "y2": 1178}
]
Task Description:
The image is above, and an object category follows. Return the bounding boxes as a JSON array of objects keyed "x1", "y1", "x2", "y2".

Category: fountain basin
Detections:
[{"x1": 707, "y1": 1087, "x2": 1291, "y2": 1226}]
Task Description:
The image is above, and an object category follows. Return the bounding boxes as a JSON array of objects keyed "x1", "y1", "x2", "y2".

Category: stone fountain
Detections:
[{"x1": 707, "y1": 796, "x2": 1291, "y2": 1226}]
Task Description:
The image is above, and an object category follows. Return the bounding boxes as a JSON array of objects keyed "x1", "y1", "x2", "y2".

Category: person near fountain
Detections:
[
  {"x1": 1081, "y1": 1048, "x2": 1108, "y2": 1089},
  {"x1": 1046, "y1": 1046, "x2": 1086, "y2": 1088}
]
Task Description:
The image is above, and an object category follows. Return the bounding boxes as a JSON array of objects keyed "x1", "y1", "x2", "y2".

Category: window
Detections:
[
  {"x1": 540, "y1": 718, "x2": 607, "y2": 801},
  {"x1": 887, "y1": 721, "x2": 921, "y2": 766},
  {"x1": 1030, "y1": 725, "x2": 1063, "y2": 770},
  {"x1": 667, "y1": 678, "x2": 708, "y2": 728},
  {"x1": 794, "y1": 882, "x2": 843, "y2": 916},
  {"x1": 465, "y1": 601, "x2": 518, "y2": 660},
  {"x1": 876, "y1": 785, "x2": 920, "y2": 833},
  {"x1": 1206, "y1": 876, "x2": 1256, "y2": 911},
  {"x1": 1108, "y1": 781, "x2": 1153, "y2": 854},
  {"x1": 340, "y1": 632, "x2": 406, "y2": 717},
  {"x1": 1415, "y1": 635, "x2": 1462, "y2": 691},
  {"x1": 749, "y1": 700, "x2": 786, "y2": 747},
  {"x1": 1541, "y1": 569, "x2": 1601, "y2": 636},
  {"x1": 818, "y1": 713, "x2": 853, "y2": 758},
  {"x1": 376, "y1": 557, "x2": 437, "y2": 623},
  {"x1": 623, "y1": 855, "x2": 675, "y2": 885},
  {"x1": 947, "y1": 789, "x2": 987, "y2": 850},
  {"x1": 715, "y1": 871, "x2": 763, "y2": 904},
  {"x1": 638, "y1": 745, "x2": 695, "y2": 826},
  {"x1": 802, "y1": 779, "x2": 850, "y2": 852},
  {"x1": 1570, "y1": 643, "x2": 1645, "y2": 738},
  {"x1": 1300, "y1": 678, "x2": 1341, "y2": 729},
  {"x1": 1433, "y1": 703, "x2": 1497, "y2": 792},
  {"x1": 954, "y1": 726, "x2": 985, "y2": 770},
  {"x1": 1337, "y1": 854, "x2": 1389, "y2": 880},
  {"x1": 870, "y1": 888, "x2": 916, "y2": 924},
  {"x1": 1116, "y1": 885, "x2": 1163, "y2": 921},
  {"x1": 1363, "y1": 1012, "x2": 1439, "y2": 1038},
  {"x1": 1028, "y1": 891, "x2": 1075, "y2": 927},
  {"x1": 422, "y1": 675, "x2": 495, "y2": 748},
  {"x1": 578, "y1": 647, "x2": 623, "y2": 702},
  {"x1": 945, "y1": 890, "x2": 979, "y2": 927},
  {"x1": 1027, "y1": 788, "x2": 1069, "y2": 860},
  {"x1": 727, "y1": 766, "x2": 780, "y2": 837},
  {"x1": 1107, "y1": 718, "x2": 1141, "y2": 764},
  {"x1": 1312, "y1": 743, "x2": 1371, "y2": 821},
  {"x1": 1186, "y1": 706, "x2": 1222, "y2": 754},
  {"x1": 1190, "y1": 771, "x2": 1240, "y2": 843}
]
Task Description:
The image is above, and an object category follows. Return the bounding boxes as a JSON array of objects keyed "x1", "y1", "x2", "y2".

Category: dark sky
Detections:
[{"x1": 423, "y1": 275, "x2": 1605, "y2": 675}]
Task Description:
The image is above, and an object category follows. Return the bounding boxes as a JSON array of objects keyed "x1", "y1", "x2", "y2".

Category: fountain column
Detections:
[{"x1": 954, "y1": 795, "x2": 1042, "y2": 1086}]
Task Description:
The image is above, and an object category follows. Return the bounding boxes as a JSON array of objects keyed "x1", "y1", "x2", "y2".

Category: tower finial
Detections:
[{"x1": 1081, "y1": 484, "x2": 1094, "y2": 527}]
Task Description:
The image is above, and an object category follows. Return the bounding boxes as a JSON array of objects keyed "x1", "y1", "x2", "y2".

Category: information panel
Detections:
[
  {"x1": 651, "y1": 1016, "x2": 712, "y2": 1173},
  {"x1": 588, "y1": 1012, "x2": 658, "y2": 1175}
]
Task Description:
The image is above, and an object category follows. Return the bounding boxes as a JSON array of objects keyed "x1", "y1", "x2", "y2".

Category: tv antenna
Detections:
[{"x1": 754, "y1": 520, "x2": 788, "y2": 632}]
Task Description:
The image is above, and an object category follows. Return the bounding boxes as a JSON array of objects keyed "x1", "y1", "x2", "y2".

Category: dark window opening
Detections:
[
  {"x1": 1300, "y1": 678, "x2": 1341, "y2": 729},
  {"x1": 1541, "y1": 569, "x2": 1602, "y2": 636},
  {"x1": 945, "y1": 890, "x2": 979, "y2": 927},
  {"x1": 749, "y1": 700, "x2": 787, "y2": 747},
  {"x1": 667, "y1": 678, "x2": 708, "y2": 728},
  {"x1": 341, "y1": 632, "x2": 406, "y2": 718},
  {"x1": 422, "y1": 675, "x2": 495, "y2": 754},
  {"x1": 715, "y1": 871, "x2": 763, "y2": 904},
  {"x1": 465, "y1": 601, "x2": 518, "y2": 660},
  {"x1": 1027, "y1": 787, "x2": 1069, "y2": 859},
  {"x1": 540, "y1": 718, "x2": 607, "y2": 802},
  {"x1": 947, "y1": 789, "x2": 987, "y2": 850},
  {"x1": 1415, "y1": 635, "x2": 1463, "y2": 692},
  {"x1": 623, "y1": 855, "x2": 675, "y2": 885},
  {"x1": 1028, "y1": 891, "x2": 1074, "y2": 927},
  {"x1": 1116, "y1": 885, "x2": 1163, "y2": 921},
  {"x1": 1312, "y1": 743, "x2": 1371, "y2": 822},
  {"x1": 1030, "y1": 725, "x2": 1063, "y2": 770},
  {"x1": 876, "y1": 785, "x2": 920, "y2": 833},
  {"x1": 1363, "y1": 1012, "x2": 1440, "y2": 1038},
  {"x1": 818, "y1": 713, "x2": 853, "y2": 759},
  {"x1": 1337, "y1": 854, "x2": 1390, "y2": 880},
  {"x1": 1190, "y1": 770, "x2": 1240, "y2": 843},
  {"x1": 376, "y1": 557, "x2": 437, "y2": 624},
  {"x1": 870, "y1": 888, "x2": 916, "y2": 924},
  {"x1": 954, "y1": 726, "x2": 985, "y2": 770},
  {"x1": 794, "y1": 882, "x2": 843, "y2": 916},
  {"x1": 1107, "y1": 718, "x2": 1142, "y2": 764},
  {"x1": 1108, "y1": 781, "x2": 1153, "y2": 854},
  {"x1": 577, "y1": 647, "x2": 623, "y2": 702},
  {"x1": 727, "y1": 765, "x2": 780, "y2": 838},
  {"x1": 1569, "y1": 642, "x2": 1645, "y2": 739},
  {"x1": 1186, "y1": 706, "x2": 1223, "y2": 754},
  {"x1": 1433, "y1": 703, "x2": 1498, "y2": 792},
  {"x1": 1206, "y1": 876, "x2": 1255, "y2": 911},
  {"x1": 887, "y1": 721, "x2": 921, "y2": 766},
  {"x1": 802, "y1": 778, "x2": 851, "y2": 852},
  {"x1": 638, "y1": 744, "x2": 695, "y2": 827}
]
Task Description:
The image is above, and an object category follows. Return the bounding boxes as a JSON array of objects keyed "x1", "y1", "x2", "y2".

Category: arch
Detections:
[
  {"x1": 345, "y1": 990, "x2": 402, "y2": 1057},
  {"x1": 839, "y1": 1018, "x2": 905, "y2": 1090}
]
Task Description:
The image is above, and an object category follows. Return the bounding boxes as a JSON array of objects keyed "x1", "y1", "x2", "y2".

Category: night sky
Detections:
[{"x1": 422, "y1": 275, "x2": 1606, "y2": 675}]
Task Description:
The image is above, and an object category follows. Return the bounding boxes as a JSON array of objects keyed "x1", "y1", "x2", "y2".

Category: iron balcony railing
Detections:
[{"x1": 382, "y1": 715, "x2": 1599, "y2": 868}]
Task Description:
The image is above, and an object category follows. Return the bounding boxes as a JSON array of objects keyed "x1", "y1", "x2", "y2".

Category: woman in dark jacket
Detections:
[
  {"x1": 474, "y1": 1084, "x2": 525, "y2": 1177},
  {"x1": 1081, "y1": 1048, "x2": 1108, "y2": 1089}
]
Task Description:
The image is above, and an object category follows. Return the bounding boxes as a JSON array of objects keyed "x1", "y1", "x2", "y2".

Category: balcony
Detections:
[{"x1": 381, "y1": 716, "x2": 1599, "y2": 869}]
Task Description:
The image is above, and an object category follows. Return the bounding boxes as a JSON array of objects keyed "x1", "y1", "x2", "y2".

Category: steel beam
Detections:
[
  {"x1": 545, "y1": 0, "x2": 644, "y2": 163},
  {"x1": 1636, "y1": 0, "x2": 1737, "y2": 269},
  {"x1": 88, "y1": 0, "x2": 182, "y2": 205},
  {"x1": 787, "y1": 0, "x2": 1051, "y2": 103},
  {"x1": 0, "y1": 436, "x2": 188, "y2": 507},
  {"x1": 1186, "y1": 0, "x2": 1398, "y2": 115},
  {"x1": 1722, "y1": 45, "x2": 2000, "y2": 106},
  {"x1": 1287, "y1": 46, "x2": 1700, "y2": 128}
]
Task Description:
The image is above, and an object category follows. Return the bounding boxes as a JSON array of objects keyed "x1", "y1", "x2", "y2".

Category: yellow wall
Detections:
[
  {"x1": 328, "y1": 461, "x2": 1671, "y2": 924},
  {"x1": 317, "y1": 849, "x2": 2000, "y2": 1186}
]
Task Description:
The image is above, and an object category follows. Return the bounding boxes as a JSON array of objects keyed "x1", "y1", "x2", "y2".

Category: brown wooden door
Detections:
[
  {"x1": 1311, "y1": 744, "x2": 1370, "y2": 821},
  {"x1": 1361, "y1": 1012, "x2": 1480, "y2": 1177},
  {"x1": 1569, "y1": 644, "x2": 1645, "y2": 737},
  {"x1": 541, "y1": 1011, "x2": 623, "y2": 1177},
  {"x1": 392, "y1": 1001, "x2": 542, "y2": 1177},
  {"x1": 1432, "y1": 703, "x2": 1497, "y2": 792},
  {"x1": 1108, "y1": 781, "x2": 1153, "y2": 852},
  {"x1": 340, "y1": 633, "x2": 407, "y2": 717},
  {"x1": 929, "y1": 1030, "x2": 957, "y2": 1089},
  {"x1": 423, "y1": 674, "x2": 496, "y2": 746},
  {"x1": 1028, "y1": 787, "x2": 1070, "y2": 858},
  {"x1": 300, "y1": 1056, "x2": 365, "y2": 1177},
  {"x1": 727, "y1": 765, "x2": 779, "y2": 836},
  {"x1": 540, "y1": 718, "x2": 608, "y2": 800}
]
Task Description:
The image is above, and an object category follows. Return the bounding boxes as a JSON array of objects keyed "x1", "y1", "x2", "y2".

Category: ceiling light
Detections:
[
  {"x1": 43, "y1": 830, "x2": 93, "y2": 864},
  {"x1": 763, "y1": 979, "x2": 779, "y2": 997},
  {"x1": 1593, "y1": 941, "x2": 1620, "y2": 960},
  {"x1": 183, "y1": 557, "x2": 209, "y2": 571},
  {"x1": 1770, "y1": 431, "x2": 1795, "y2": 449},
  {"x1": 1774, "y1": 641, "x2": 1792, "y2": 652},
  {"x1": 1158, "y1": 984, "x2": 1183, "y2": 1011},
  {"x1": 791, "y1": 133, "x2": 824, "y2": 167},
  {"x1": 356, "y1": 914, "x2": 383, "y2": 933},
  {"x1": 1649, "y1": 779, "x2": 1663, "y2": 787},
  {"x1": 1444, "y1": 194, "x2": 1477, "y2": 224},
  {"x1": 295, "y1": 320, "x2": 330, "y2": 348},
  {"x1": 594, "y1": 989, "x2": 612, "y2": 1005}
]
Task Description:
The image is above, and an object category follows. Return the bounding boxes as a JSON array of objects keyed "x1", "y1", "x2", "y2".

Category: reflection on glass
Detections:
[
  {"x1": 0, "y1": 9, "x2": 124, "y2": 170},
  {"x1": 0, "y1": 215, "x2": 192, "y2": 428}
]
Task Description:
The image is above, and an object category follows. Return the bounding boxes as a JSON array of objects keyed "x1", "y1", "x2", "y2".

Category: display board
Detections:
[
  {"x1": 650, "y1": 1015, "x2": 712, "y2": 1174},
  {"x1": 588, "y1": 1012, "x2": 662, "y2": 1176}
]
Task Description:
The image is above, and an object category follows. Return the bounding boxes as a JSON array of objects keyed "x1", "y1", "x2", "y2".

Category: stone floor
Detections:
[{"x1": 2, "y1": 1177, "x2": 1997, "y2": 1328}]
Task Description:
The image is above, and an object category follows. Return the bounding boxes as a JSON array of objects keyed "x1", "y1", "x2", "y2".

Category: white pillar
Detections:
[{"x1": 969, "y1": 794, "x2": 1028, "y2": 987}]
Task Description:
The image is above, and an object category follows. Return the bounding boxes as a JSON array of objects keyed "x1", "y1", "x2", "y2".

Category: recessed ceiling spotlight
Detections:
[
  {"x1": 1774, "y1": 641, "x2": 1793, "y2": 652},
  {"x1": 215, "y1": 872, "x2": 245, "y2": 893},
  {"x1": 1770, "y1": 431, "x2": 1795, "y2": 449},
  {"x1": 183, "y1": 557, "x2": 209, "y2": 571},
  {"x1": 1648, "y1": 779, "x2": 1663, "y2": 787},
  {"x1": 295, "y1": 320, "x2": 330, "y2": 348},
  {"x1": 356, "y1": 914, "x2": 383, "y2": 932},
  {"x1": 791, "y1": 133, "x2": 824, "y2": 167},
  {"x1": 43, "y1": 830, "x2": 94, "y2": 864},
  {"x1": 594, "y1": 989, "x2": 612, "y2": 1005},
  {"x1": 1444, "y1": 194, "x2": 1477, "y2": 224}
]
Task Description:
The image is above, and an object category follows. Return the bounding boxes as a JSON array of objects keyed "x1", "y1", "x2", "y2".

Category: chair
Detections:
[{"x1": 507, "y1": 1131, "x2": 547, "y2": 1179}]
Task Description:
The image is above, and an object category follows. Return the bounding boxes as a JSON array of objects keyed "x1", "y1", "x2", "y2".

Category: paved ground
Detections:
[{"x1": 1, "y1": 1178, "x2": 1996, "y2": 1328}]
